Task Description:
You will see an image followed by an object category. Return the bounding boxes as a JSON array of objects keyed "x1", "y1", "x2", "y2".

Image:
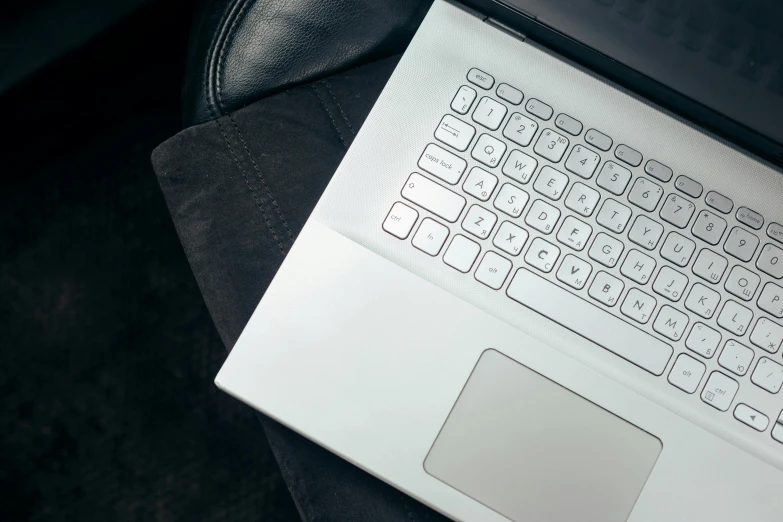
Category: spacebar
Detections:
[{"x1": 506, "y1": 269, "x2": 673, "y2": 375}]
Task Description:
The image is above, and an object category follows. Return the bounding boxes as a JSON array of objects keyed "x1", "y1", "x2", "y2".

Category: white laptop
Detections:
[{"x1": 215, "y1": 1, "x2": 783, "y2": 520}]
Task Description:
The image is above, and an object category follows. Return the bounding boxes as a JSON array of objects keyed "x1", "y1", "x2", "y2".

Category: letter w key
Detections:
[{"x1": 503, "y1": 150, "x2": 538, "y2": 184}]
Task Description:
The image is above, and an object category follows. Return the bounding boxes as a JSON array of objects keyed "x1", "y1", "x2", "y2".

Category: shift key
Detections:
[{"x1": 402, "y1": 173, "x2": 466, "y2": 223}]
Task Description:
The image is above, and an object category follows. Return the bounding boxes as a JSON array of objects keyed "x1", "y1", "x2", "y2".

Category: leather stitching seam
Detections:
[
  {"x1": 310, "y1": 84, "x2": 348, "y2": 150},
  {"x1": 323, "y1": 80, "x2": 355, "y2": 137},
  {"x1": 215, "y1": 118, "x2": 285, "y2": 253},
  {"x1": 227, "y1": 113, "x2": 293, "y2": 244}
]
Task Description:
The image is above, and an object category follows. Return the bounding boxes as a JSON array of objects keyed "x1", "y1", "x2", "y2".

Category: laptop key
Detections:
[
  {"x1": 750, "y1": 317, "x2": 783, "y2": 353},
  {"x1": 644, "y1": 160, "x2": 673, "y2": 182},
  {"x1": 653, "y1": 305, "x2": 688, "y2": 341},
  {"x1": 774, "y1": 423, "x2": 783, "y2": 444},
  {"x1": 503, "y1": 113, "x2": 539, "y2": 147},
  {"x1": 557, "y1": 216, "x2": 592, "y2": 251},
  {"x1": 653, "y1": 266, "x2": 688, "y2": 302},
  {"x1": 443, "y1": 234, "x2": 480, "y2": 273},
  {"x1": 584, "y1": 128, "x2": 613, "y2": 151},
  {"x1": 496, "y1": 83, "x2": 523, "y2": 105},
  {"x1": 693, "y1": 249, "x2": 728, "y2": 284},
  {"x1": 525, "y1": 199, "x2": 560, "y2": 234},
  {"x1": 564, "y1": 144, "x2": 600, "y2": 179},
  {"x1": 418, "y1": 143, "x2": 467, "y2": 185},
  {"x1": 660, "y1": 193, "x2": 695, "y2": 229},
  {"x1": 734, "y1": 404, "x2": 769, "y2": 432},
  {"x1": 750, "y1": 357, "x2": 783, "y2": 394},
  {"x1": 660, "y1": 232, "x2": 696, "y2": 266},
  {"x1": 467, "y1": 68, "x2": 494, "y2": 89},
  {"x1": 435, "y1": 114, "x2": 475, "y2": 151},
  {"x1": 533, "y1": 166, "x2": 569, "y2": 200},
  {"x1": 736, "y1": 207, "x2": 764, "y2": 230},
  {"x1": 620, "y1": 249, "x2": 656, "y2": 284},
  {"x1": 402, "y1": 173, "x2": 466, "y2": 223},
  {"x1": 525, "y1": 98, "x2": 553, "y2": 120},
  {"x1": 757, "y1": 283, "x2": 783, "y2": 318},
  {"x1": 668, "y1": 354, "x2": 705, "y2": 394},
  {"x1": 534, "y1": 128, "x2": 569, "y2": 162},
  {"x1": 472, "y1": 96, "x2": 507, "y2": 130},
  {"x1": 692, "y1": 210, "x2": 727, "y2": 245},
  {"x1": 471, "y1": 134, "x2": 506, "y2": 168},
  {"x1": 614, "y1": 144, "x2": 642, "y2": 167},
  {"x1": 717, "y1": 300, "x2": 753, "y2": 336},
  {"x1": 555, "y1": 113, "x2": 583, "y2": 135},
  {"x1": 767, "y1": 222, "x2": 783, "y2": 244},
  {"x1": 757, "y1": 243, "x2": 783, "y2": 279},
  {"x1": 462, "y1": 167, "x2": 498, "y2": 201},
  {"x1": 725, "y1": 266, "x2": 760, "y2": 301},
  {"x1": 705, "y1": 191, "x2": 733, "y2": 214},
  {"x1": 412, "y1": 218, "x2": 449, "y2": 256},
  {"x1": 628, "y1": 215, "x2": 664, "y2": 250},
  {"x1": 589, "y1": 233, "x2": 624, "y2": 268},
  {"x1": 596, "y1": 161, "x2": 632, "y2": 195},
  {"x1": 589, "y1": 271, "x2": 624, "y2": 307},
  {"x1": 462, "y1": 205, "x2": 497, "y2": 240},
  {"x1": 628, "y1": 177, "x2": 664, "y2": 212},
  {"x1": 383, "y1": 202, "x2": 418, "y2": 239},
  {"x1": 621, "y1": 288, "x2": 657, "y2": 324},
  {"x1": 493, "y1": 221, "x2": 528, "y2": 256},
  {"x1": 724, "y1": 227, "x2": 759, "y2": 262},
  {"x1": 596, "y1": 199, "x2": 632, "y2": 233},
  {"x1": 502, "y1": 149, "x2": 537, "y2": 184},
  {"x1": 475, "y1": 251, "x2": 512, "y2": 290},
  {"x1": 686, "y1": 323, "x2": 721, "y2": 358},
  {"x1": 718, "y1": 340, "x2": 754, "y2": 376},
  {"x1": 556, "y1": 254, "x2": 592, "y2": 289},
  {"x1": 701, "y1": 372, "x2": 738, "y2": 411},
  {"x1": 451, "y1": 85, "x2": 477, "y2": 115},
  {"x1": 507, "y1": 269, "x2": 673, "y2": 375},
  {"x1": 493, "y1": 183, "x2": 529, "y2": 218},
  {"x1": 684, "y1": 283, "x2": 721, "y2": 319},
  {"x1": 524, "y1": 238, "x2": 560, "y2": 273},
  {"x1": 564, "y1": 182, "x2": 600, "y2": 217},
  {"x1": 675, "y1": 175, "x2": 703, "y2": 198}
]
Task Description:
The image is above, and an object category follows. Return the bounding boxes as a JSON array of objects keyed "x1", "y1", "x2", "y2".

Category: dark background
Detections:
[{"x1": 0, "y1": 0, "x2": 299, "y2": 520}]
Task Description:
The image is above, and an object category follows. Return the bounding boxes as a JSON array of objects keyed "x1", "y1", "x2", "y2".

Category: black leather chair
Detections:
[
  {"x1": 182, "y1": 0, "x2": 431, "y2": 126},
  {"x1": 152, "y1": 0, "x2": 450, "y2": 520}
]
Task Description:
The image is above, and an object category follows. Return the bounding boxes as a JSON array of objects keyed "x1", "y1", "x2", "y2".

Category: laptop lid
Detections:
[{"x1": 462, "y1": 0, "x2": 783, "y2": 168}]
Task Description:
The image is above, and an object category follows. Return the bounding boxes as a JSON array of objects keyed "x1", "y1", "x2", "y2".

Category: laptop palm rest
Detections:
[{"x1": 424, "y1": 349, "x2": 662, "y2": 522}]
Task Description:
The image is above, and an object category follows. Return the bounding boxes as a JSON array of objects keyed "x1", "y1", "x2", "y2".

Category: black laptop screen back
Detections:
[{"x1": 493, "y1": 0, "x2": 783, "y2": 164}]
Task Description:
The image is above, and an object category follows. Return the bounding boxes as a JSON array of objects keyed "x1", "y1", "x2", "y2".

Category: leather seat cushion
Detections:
[{"x1": 183, "y1": 0, "x2": 431, "y2": 126}]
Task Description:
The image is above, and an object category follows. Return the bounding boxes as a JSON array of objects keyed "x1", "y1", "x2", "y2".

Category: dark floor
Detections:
[{"x1": 0, "y1": 2, "x2": 299, "y2": 521}]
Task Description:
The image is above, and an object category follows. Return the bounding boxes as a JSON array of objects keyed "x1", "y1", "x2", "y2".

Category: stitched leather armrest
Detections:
[{"x1": 182, "y1": 0, "x2": 431, "y2": 126}]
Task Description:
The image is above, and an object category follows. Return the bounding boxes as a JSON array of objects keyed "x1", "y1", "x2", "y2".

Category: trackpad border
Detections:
[{"x1": 424, "y1": 349, "x2": 663, "y2": 522}]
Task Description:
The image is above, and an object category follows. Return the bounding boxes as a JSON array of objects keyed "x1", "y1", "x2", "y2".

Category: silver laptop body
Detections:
[{"x1": 216, "y1": 1, "x2": 783, "y2": 520}]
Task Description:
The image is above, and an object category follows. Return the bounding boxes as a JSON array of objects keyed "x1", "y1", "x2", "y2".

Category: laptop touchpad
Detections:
[{"x1": 424, "y1": 349, "x2": 661, "y2": 522}]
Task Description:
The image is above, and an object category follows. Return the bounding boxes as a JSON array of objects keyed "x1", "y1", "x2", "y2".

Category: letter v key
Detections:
[{"x1": 557, "y1": 254, "x2": 593, "y2": 290}]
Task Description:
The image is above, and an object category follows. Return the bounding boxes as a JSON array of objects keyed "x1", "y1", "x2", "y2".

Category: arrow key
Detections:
[{"x1": 734, "y1": 404, "x2": 769, "y2": 432}]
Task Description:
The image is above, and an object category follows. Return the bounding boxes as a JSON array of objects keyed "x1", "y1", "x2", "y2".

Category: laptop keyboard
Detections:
[{"x1": 382, "y1": 68, "x2": 783, "y2": 444}]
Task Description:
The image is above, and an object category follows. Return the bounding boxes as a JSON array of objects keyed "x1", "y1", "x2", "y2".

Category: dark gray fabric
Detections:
[
  {"x1": 152, "y1": 56, "x2": 451, "y2": 521},
  {"x1": 182, "y1": 0, "x2": 431, "y2": 126}
]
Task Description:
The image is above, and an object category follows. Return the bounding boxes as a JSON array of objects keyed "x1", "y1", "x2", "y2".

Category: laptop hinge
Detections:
[{"x1": 485, "y1": 17, "x2": 527, "y2": 42}]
